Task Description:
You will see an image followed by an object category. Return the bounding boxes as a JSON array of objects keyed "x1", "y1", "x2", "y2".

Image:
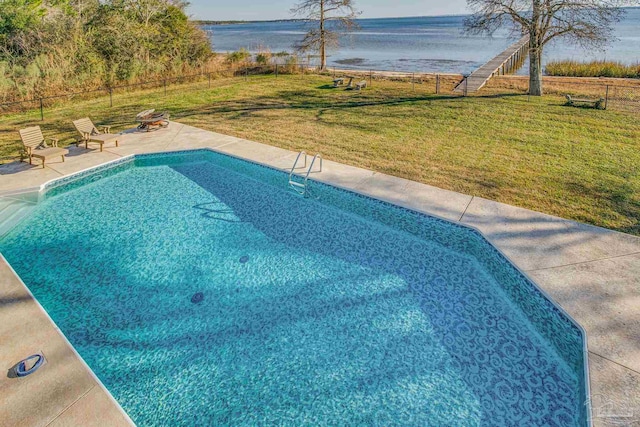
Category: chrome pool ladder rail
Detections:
[
  {"x1": 289, "y1": 151, "x2": 307, "y2": 181},
  {"x1": 289, "y1": 151, "x2": 322, "y2": 196}
]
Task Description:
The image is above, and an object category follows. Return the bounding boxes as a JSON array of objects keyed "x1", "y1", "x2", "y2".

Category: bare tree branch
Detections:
[
  {"x1": 291, "y1": 0, "x2": 360, "y2": 70},
  {"x1": 464, "y1": 0, "x2": 632, "y2": 95}
]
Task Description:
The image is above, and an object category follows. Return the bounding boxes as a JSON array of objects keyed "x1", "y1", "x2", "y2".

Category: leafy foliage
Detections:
[
  {"x1": 225, "y1": 48, "x2": 251, "y2": 63},
  {"x1": 0, "y1": 0, "x2": 212, "y2": 99}
]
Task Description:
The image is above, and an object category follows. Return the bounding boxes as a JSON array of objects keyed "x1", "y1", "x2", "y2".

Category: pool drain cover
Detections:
[
  {"x1": 191, "y1": 292, "x2": 204, "y2": 304},
  {"x1": 239, "y1": 255, "x2": 249, "y2": 263}
]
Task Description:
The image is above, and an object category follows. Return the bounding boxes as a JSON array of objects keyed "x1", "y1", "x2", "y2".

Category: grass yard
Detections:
[{"x1": 1, "y1": 74, "x2": 639, "y2": 234}]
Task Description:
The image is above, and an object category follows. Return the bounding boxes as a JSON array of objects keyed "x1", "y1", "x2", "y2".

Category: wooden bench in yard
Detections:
[
  {"x1": 355, "y1": 81, "x2": 367, "y2": 90},
  {"x1": 333, "y1": 78, "x2": 344, "y2": 87},
  {"x1": 565, "y1": 94, "x2": 605, "y2": 109}
]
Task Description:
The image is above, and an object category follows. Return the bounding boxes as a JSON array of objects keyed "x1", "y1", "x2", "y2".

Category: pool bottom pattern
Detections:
[{"x1": 0, "y1": 154, "x2": 586, "y2": 426}]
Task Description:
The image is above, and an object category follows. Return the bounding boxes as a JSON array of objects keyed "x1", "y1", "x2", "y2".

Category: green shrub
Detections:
[
  {"x1": 256, "y1": 52, "x2": 271, "y2": 65},
  {"x1": 226, "y1": 48, "x2": 250, "y2": 64},
  {"x1": 0, "y1": 0, "x2": 213, "y2": 99}
]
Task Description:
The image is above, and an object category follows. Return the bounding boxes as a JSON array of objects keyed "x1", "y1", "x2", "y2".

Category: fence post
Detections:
[
  {"x1": 436, "y1": 74, "x2": 440, "y2": 94},
  {"x1": 605, "y1": 85, "x2": 609, "y2": 110},
  {"x1": 108, "y1": 88, "x2": 113, "y2": 107},
  {"x1": 40, "y1": 98, "x2": 44, "y2": 121},
  {"x1": 464, "y1": 76, "x2": 468, "y2": 97}
]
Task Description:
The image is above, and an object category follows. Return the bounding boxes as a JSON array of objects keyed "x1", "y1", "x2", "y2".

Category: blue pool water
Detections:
[{"x1": 0, "y1": 151, "x2": 588, "y2": 426}]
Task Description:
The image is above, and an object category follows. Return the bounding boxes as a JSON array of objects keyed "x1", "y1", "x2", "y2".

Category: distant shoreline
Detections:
[
  {"x1": 195, "y1": 19, "x2": 307, "y2": 26},
  {"x1": 193, "y1": 7, "x2": 638, "y2": 26},
  {"x1": 194, "y1": 14, "x2": 470, "y2": 26}
]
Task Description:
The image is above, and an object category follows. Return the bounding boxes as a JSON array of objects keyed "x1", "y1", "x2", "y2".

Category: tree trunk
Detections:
[
  {"x1": 528, "y1": 44, "x2": 543, "y2": 96},
  {"x1": 319, "y1": 0, "x2": 326, "y2": 70}
]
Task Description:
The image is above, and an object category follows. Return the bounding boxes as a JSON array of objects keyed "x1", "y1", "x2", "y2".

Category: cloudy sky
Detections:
[{"x1": 186, "y1": 0, "x2": 470, "y2": 21}]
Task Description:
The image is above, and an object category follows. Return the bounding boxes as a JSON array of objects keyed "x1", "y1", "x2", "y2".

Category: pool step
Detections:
[
  {"x1": 289, "y1": 151, "x2": 322, "y2": 196},
  {"x1": 0, "y1": 198, "x2": 36, "y2": 238}
]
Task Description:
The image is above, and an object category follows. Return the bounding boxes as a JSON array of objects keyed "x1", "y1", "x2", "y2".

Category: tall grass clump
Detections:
[{"x1": 546, "y1": 60, "x2": 640, "y2": 78}]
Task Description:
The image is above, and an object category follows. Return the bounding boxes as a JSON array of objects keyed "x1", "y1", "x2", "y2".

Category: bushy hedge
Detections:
[{"x1": 0, "y1": 0, "x2": 213, "y2": 101}]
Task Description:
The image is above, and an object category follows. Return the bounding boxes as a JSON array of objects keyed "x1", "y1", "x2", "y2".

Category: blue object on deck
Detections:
[{"x1": 15, "y1": 353, "x2": 45, "y2": 377}]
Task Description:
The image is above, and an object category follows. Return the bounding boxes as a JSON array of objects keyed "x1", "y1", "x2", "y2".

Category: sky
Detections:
[{"x1": 186, "y1": 0, "x2": 470, "y2": 21}]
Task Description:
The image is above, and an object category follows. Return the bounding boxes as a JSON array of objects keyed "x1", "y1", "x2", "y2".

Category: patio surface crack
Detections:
[
  {"x1": 589, "y1": 351, "x2": 640, "y2": 377},
  {"x1": 525, "y1": 250, "x2": 640, "y2": 272},
  {"x1": 458, "y1": 196, "x2": 474, "y2": 222},
  {"x1": 45, "y1": 385, "x2": 96, "y2": 426}
]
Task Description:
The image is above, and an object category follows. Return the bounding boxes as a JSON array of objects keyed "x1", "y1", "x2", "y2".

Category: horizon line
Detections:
[
  {"x1": 194, "y1": 13, "x2": 471, "y2": 23},
  {"x1": 192, "y1": 5, "x2": 639, "y2": 23},
  {"x1": 189, "y1": 6, "x2": 640, "y2": 24}
]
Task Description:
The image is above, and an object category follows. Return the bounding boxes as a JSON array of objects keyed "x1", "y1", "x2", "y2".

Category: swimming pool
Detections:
[{"x1": 0, "y1": 150, "x2": 589, "y2": 426}]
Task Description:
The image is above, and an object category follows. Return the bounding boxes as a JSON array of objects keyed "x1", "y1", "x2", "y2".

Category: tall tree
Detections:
[
  {"x1": 464, "y1": 0, "x2": 628, "y2": 95},
  {"x1": 291, "y1": 0, "x2": 359, "y2": 70}
]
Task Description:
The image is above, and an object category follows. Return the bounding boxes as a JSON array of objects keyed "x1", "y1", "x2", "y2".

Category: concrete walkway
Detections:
[{"x1": 1, "y1": 122, "x2": 638, "y2": 426}]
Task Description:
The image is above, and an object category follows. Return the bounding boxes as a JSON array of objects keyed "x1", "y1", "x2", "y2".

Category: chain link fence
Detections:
[
  {"x1": 1, "y1": 64, "x2": 638, "y2": 163},
  {"x1": 482, "y1": 75, "x2": 640, "y2": 112},
  {"x1": 0, "y1": 63, "x2": 467, "y2": 121},
  {"x1": 2, "y1": 63, "x2": 637, "y2": 120},
  {"x1": 606, "y1": 84, "x2": 640, "y2": 112}
]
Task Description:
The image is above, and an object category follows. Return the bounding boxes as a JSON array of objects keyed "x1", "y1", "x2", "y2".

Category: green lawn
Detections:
[{"x1": 1, "y1": 74, "x2": 639, "y2": 234}]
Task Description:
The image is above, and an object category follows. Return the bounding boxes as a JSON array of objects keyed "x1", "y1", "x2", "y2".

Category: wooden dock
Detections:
[{"x1": 455, "y1": 35, "x2": 529, "y2": 94}]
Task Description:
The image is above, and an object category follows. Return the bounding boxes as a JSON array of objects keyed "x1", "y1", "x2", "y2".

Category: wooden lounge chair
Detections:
[
  {"x1": 19, "y1": 126, "x2": 69, "y2": 168},
  {"x1": 73, "y1": 117, "x2": 119, "y2": 152}
]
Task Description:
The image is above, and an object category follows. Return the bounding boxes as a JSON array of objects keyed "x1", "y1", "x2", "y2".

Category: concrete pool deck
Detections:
[{"x1": 0, "y1": 121, "x2": 638, "y2": 426}]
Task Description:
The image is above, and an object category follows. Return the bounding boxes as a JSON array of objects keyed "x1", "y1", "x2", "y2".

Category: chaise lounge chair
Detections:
[
  {"x1": 73, "y1": 117, "x2": 119, "y2": 152},
  {"x1": 19, "y1": 126, "x2": 69, "y2": 168}
]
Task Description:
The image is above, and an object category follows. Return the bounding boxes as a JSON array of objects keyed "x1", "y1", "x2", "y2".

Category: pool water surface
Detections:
[{"x1": 0, "y1": 150, "x2": 588, "y2": 426}]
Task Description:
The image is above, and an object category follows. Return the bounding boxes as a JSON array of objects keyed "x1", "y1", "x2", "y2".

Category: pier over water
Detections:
[{"x1": 455, "y1": 35, "x2": 530, "y2": 94}]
